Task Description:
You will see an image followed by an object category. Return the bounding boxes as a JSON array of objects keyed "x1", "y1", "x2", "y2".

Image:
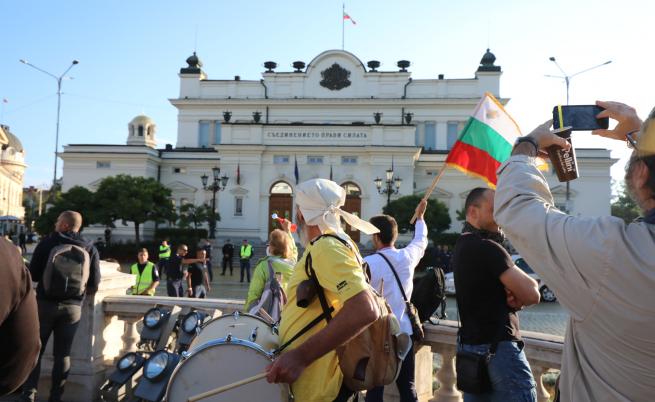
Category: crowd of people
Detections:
[{"x1": 1, "y1": 99, "x2": 654, "y2": 401}]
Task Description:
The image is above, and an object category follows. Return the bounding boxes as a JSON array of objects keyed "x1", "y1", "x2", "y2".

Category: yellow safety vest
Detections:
[
  {"x1": 159, "y1": 245, "x2": 171, "y2": 259},
  {"x1": 240, "y1": 244, "x2": 253, "y2": 259},
  {"x1": 131, "y1": 262, "x2": 156, "y2": 296}
]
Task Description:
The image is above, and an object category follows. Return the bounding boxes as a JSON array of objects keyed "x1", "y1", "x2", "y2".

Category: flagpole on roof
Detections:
[{"x1": 342, "y1": 3, "x2": 345, "y2": 50}]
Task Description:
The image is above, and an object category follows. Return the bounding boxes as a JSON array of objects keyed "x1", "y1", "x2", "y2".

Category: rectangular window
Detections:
[
  {"x1": 173, "y1": 167, "x2": 187, "y2": 174},
  {"x1": 424, "y1": 122, "x2": 436, "y2": 150},
  {"x1": 447, "y1": 122, "x2": 459, "y2": 150},
  {"x1": 198, "y1": 121, "x2": 210, "y2": 148},
  {"x1": 235, "y1": 197, "x2": 243, "y2": 216},
  {"x1": 307, "y1": 156, "x2": 324, "y2": 165},
  {"x1": 273, "y1": 155, "x2": 290, "y2": 164},
  {"x1": 214, "y1": 121, "x2": 222, "y2": 145},
  {"x1": 96, "y1": 161, "x2": 111, "y2": 169},
  {"x1": 341, "y1": 156, "x2": 358, "y2": 165}
]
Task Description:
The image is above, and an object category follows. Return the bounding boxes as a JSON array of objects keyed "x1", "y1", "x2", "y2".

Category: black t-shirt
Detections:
[
  {"x1": 222, "y1": 243, "x2": 234, "y2": 258},
  {"x1": 453, "y1": 233, "x2": 520, "y2": 344},
  {"x1": 165, "y1": 254, "x2": 185, "y2": 280},
  {"x1": 137, "y1": 263, "x2": 160, "y2": 282},
  {"x1": 188, "y1": 262, "x2": 206, "y2": 287}
]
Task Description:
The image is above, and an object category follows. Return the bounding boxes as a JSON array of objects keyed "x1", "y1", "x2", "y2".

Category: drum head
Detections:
[
  {"x1": 166, "y1": 339, "x2": 290, "y2": 402},
  {"x1": 190, "y1": 313, "x2": 278, "y2": 351}
]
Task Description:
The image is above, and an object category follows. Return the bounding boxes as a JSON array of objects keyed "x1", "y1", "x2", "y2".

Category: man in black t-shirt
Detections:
[
  {"x1": 453, "y1": 188, "x2": 540, "y2": 402},
  {"x1": 221, "y1": 239, "x2": 234, "y2": 276},
  {"x1": 165, "y1": 244, "x2": 205, "y2": 297},
  {"x1": 187, "y1": 249, "x2": 211, "y2": 298}
]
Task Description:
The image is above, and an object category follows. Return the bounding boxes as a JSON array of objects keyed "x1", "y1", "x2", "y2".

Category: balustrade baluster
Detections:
[
  {"x1": 430, "y1": 344, "x2": 462, "y2": 402},
  {"x1": 120, "y1": 315, "x2": 140, "y2": 355},
  {"x1": 531, "y1": 365, "x2": 551, "y2": 402}
]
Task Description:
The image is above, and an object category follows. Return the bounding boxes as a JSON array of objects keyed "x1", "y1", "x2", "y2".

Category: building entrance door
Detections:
[
  {"x1": 268, "y1": 181, "x2": 293, "y2": 234},
  {"x1": 341, "y1": 182, "x2": 362, "y2": 243}
]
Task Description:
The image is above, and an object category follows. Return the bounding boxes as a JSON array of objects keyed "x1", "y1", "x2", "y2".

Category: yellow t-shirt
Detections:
[{"x1": 278, "y1": 233, "x2": 368, "y2": 402}]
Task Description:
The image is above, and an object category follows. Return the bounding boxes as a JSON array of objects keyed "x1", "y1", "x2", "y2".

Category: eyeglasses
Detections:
[{"x1": 627, "y1": 131, "x2": 638, "y2": 148}]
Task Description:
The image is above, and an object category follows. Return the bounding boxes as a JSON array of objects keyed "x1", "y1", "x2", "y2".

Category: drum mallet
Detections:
[
  {"x1": 187, "y1": 372, "x2": 267, "y2": 402},
  {"x1": 258, "y1": 308, "x2": 275, "y2": 324}
]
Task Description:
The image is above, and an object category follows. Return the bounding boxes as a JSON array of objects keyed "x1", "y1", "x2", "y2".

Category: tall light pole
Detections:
[
  {"x1": 545, "y1": 57, "x2": 612, "y2": 211},
  {"x1": 19, "y1": 59, "x2": 79, "y2": 188}
]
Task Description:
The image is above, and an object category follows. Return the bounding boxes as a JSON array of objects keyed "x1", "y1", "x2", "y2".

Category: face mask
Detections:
[{"x1": 265, "y1": 246, "x2": 272, "y2": 256}]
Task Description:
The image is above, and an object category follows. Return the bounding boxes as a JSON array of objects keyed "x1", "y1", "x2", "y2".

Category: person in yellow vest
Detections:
[
  {"x1": 158, "y1": 239, "x2": 171, "y2": 270},
  {"x1": 239, "y1": 239, "x2": 253, "y2": 283},
  {"x1": 131, "y1": 248, "x2": 160, "y2": 296}
]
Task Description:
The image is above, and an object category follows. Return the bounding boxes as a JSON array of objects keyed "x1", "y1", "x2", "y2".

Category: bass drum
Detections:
[
  {"x1": 189, "y1": 311, "x2": 278, "y2": 351},
  {"x1": 166, "y1": 337, "x2": 292, "y2": 402}
]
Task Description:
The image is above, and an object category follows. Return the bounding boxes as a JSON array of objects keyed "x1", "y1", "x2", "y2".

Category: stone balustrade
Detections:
[
  {"x1": 27, "y1": 261, "x2": 564, "y2": 402},
  {"x1": 423, "y1": 320, "x2": 563, "y2": 402}
]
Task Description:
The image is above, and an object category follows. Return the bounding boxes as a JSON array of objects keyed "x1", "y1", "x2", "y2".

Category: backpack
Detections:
[
  {"x1": 411, "y1": 266, "x2": 447, "y2": 323},
  {"x1": 290, "y1": 234, "x2": 410, "y2": 391},
  {"x1": 42, "y1": 243, "x2": 91, "y2": 299},
  {"x1": 248, "y1": 258, "x2": 288, "y2": 323}
]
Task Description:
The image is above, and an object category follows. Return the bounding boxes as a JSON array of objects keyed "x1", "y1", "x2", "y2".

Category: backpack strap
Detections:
[{"x1": 375, "y1": 252, "x2": 409, "y2": 303}]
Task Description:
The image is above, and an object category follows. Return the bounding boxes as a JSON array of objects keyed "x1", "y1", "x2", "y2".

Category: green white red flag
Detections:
[{"x1": 445, "y1": 92, "x2": 522, "y2": 187}]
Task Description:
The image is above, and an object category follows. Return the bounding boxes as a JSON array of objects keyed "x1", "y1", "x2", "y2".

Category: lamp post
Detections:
[
  {"x1": 374, "y1": 165, "x2": 402, "y2": 207},
  {"x1": 19, "y1": 59, "x2": 79, "y2": 188},
  {"x1": 200, "y1": 167, "x2": 229, "y2": 239},
  {"x1": 545, "y1": 57, "x2": 612, "y2": 212}
]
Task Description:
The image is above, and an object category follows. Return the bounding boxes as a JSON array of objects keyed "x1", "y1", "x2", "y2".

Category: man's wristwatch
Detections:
[{"x1": 514, "y1": 136, "x2": 539, "y2": 154}]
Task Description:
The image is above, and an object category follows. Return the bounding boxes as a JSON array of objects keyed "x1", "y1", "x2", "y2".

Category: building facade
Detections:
[
  {"x1": 61, "y1": 49, "x2": 615, "y2": 243},
  {"x1": 0, "y1": 124, "x2": 26, "y2": 233}
]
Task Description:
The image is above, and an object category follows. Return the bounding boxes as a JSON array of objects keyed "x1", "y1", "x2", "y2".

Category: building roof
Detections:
[
  {"x1": 0, "y1": 125, "x2": 23, "y2": 152},
  {"x1": 130, "y1": 114, "x2": 155, "y2": 126}
]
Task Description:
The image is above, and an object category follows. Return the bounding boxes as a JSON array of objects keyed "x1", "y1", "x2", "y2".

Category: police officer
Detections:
[
  {"x1": 239, "y1": 239, "x2": 253, "y2": 283},
  {"x1": 131, "y1": 248, "x2": 160, "y2": 296},
  {"x1": 158, "y1": 239, "x2": 171, "y2": 270}
]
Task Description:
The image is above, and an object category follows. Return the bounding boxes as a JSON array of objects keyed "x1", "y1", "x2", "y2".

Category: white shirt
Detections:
[
  {"x1": 364, "y1": 219, "x2": 428, "y2": 335},
  {"x1": 495, "y1": 155, "x2": 655, "y2": 401}
]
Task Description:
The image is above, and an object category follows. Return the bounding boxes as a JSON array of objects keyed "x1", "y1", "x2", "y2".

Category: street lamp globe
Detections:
[
  {"x1": 212, "y1": 166, "x2": 220, "y2": 180},
  {"x1": 385, "y1": 168, "x2": 394, "y2": 181},
  {"x1": 220, "y1": 175, "x2": 229, "y2": 188},
  {"x1": 394, "y1": 176, "x2": 402, "y2": 189},
  {"x1": 200, "y1": 174, "x2": 208, "y2": 188},
  {"x1": 374, "y1": 177, "x2": 382, "y2": 190}
]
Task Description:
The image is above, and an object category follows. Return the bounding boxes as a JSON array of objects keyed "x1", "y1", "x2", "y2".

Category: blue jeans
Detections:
[{"x1": 458, "y1": 341, "x2": 536, "y2": 402}]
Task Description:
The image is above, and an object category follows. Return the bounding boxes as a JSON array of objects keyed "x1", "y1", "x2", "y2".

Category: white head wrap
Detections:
[{"x1": 295, "y1": 179, "x2": 380, "y2": 236}]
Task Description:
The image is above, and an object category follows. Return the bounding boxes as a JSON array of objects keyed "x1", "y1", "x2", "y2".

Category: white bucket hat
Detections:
[{"x1": 295, "y1": 179, "x2": 380, "y2": 236}]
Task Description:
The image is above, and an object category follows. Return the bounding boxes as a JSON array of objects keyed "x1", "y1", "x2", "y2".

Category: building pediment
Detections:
[{"x1": 165, "y1": 180, "x2": 198, "y2": 193}]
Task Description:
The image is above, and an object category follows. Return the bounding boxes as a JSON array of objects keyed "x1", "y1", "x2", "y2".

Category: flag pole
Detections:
[
  {"x1": 341, "y1": 3, "x2": 345, "y2": 50},
  {"x1": 410, "y1": 163, "x2": 449, "y2": 224}
]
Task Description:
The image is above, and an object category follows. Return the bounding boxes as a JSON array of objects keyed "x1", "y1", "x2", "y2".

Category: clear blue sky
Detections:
[{"x1": 2, "y1": 0, "x2": 653, "y2": 189}]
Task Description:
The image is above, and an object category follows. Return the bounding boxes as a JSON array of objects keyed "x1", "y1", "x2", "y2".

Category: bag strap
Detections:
[
  {"x1": 375, "y1": 252, "x2": 409, "y2": 303},
  {"x1": 274, "y1": 251, "x2": 334, "y2": 355},
  {"x1": 266, "y1": 259, "x2": 275, "y2": 283}
]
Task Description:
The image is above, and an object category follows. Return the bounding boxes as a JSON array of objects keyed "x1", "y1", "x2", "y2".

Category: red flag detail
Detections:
[{"x1": 343, "y1": 12, "x2": 357, "y2": 25}]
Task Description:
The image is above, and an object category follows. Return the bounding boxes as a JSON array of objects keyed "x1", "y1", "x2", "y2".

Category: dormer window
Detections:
[{"x1": 138, "y1": 126, "x2": 144, "y2": 136}]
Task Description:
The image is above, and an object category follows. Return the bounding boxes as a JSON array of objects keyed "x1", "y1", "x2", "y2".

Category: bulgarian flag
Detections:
[{"x1": 446, "y1": 92, "x2": 521, "y2": 187}]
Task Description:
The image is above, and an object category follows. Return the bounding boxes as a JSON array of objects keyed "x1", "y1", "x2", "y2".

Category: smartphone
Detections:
[{"x1": 552, "y1": 105, "x2": 609, "y2": 131}]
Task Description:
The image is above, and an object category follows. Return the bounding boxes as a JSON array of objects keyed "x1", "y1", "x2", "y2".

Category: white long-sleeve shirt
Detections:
[
  {"x1": 364, "y1": 219, "x2": 428, "y2": 335},
  {"x1": 495, "y1": 155, "x2": 655, "y2": 402}
]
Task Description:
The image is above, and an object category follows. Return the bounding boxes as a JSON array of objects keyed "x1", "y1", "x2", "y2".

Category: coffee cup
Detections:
[{"x1": 547, "y1": 127, "x2": 579, "y2": 182}]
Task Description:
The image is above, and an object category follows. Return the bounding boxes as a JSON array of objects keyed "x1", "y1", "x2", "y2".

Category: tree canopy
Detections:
[
  {"x1": 95, "y1": 175, "x2": 175, "y2": 245},
  {"x1": 34, "y1": 186, "x2": 97, "y2": 235},
  {"x1": 382, "y1": 194, "x2": 451, "y2": 239},
  {"x1": 178, "y1": 203, "x2": 219, "y2": 230},
  {"x1": 611, "y1": 182, "x2": 640, "y2": 223}
]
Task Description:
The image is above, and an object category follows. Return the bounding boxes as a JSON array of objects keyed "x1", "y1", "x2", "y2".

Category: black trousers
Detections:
[
  {"x1": 334, "y1": 383, "x2": 357, "y2": 402},
  {"x1": 23, "y1": 299, "x2": 82, "y2": 401},
  {"x1": 240, "y1": 259, "x2": 251, "y2": 282},
  {"x1": 221, "y1": 256, "x2": 233, "y2": 274},
  {"x1": 365, "y1": 341, "x2": 418, "y2": 402}
]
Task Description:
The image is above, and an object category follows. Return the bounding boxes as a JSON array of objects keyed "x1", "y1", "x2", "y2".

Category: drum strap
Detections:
[{"x1": 274, "y1": 253, "x2": 334, "y2": 355}]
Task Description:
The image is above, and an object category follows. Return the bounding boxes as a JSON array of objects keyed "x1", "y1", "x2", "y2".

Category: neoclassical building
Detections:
[
  {"x1": 0, "y1": 124, "x2": 26, "y2": 231},
  {"x1": 61, "y1": 49, "x2": 615, "y2": 243}
]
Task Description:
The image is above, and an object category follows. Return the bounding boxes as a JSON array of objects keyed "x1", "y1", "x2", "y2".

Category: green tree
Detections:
[
  {"x1": 611, "y1": 182, "x2": 640, "y2": 223},
  {"x1": 95, "y1": 175, "x2": 175, "y2": 246},
  {"x1": 382, "y1": 194, "x2": 451, "y2": 238},
  {"x1": 178, "y1": 203, "x2": 214, "y2": 230},
  {"x1": 34, "y1": 186, "x2": 98, "y2": 235}
]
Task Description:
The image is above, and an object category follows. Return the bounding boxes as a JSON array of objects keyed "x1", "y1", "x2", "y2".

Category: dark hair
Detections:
[
  {"x1": 369, "y1": 215, "x2": 398, "y2": 245},
  {"x1": 464, "y1": 187, "x2": 491, "y2": 215}
]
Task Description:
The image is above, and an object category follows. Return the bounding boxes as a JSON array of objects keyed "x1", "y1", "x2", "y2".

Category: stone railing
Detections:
[
  {"x1": 103, "y1": 295, "x2": 243, "y2": 359},
  {"x1": 30, "y1": 262, "x2": 563, "y2": 402},
  {"x1": 422, "y1": 320, "x2": 563, "y2": 402}
]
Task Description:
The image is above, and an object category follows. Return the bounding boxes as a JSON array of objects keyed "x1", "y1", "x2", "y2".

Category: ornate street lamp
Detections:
[
  {"x1": 200, "y1": 167, "x2": 229, "y2": 239},
  {"x1": 374, "y1": 163, "x2": 402, "y2": 207}
]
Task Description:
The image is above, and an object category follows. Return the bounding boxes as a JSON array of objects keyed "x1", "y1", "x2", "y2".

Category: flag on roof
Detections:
[
  {"x1": 343, "y1": 12, "x2": 356, "y2": 25},
  {"x1": 445, "y1": 92, "x2": 522, "y2": 187}
]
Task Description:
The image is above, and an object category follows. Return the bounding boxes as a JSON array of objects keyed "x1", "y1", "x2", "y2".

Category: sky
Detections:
[{"x1": 2, "y1": 0, "x2": 654, "y2": 192}]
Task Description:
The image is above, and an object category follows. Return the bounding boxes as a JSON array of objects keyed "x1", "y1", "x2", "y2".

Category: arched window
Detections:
[
  {"x1": 138, "y1": 125, "x2": 144, "y2": 136},
  {"x1": 270, "y1": 181, "x2": 293, "y2": 194},
  {"x1": 341, "y1": 182, "x2": 361, "y2": 197}
]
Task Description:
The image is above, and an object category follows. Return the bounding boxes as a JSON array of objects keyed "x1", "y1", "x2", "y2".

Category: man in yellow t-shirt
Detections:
[{"x1": 266, "y1": 179, "x2": 382, "y2": 402}]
